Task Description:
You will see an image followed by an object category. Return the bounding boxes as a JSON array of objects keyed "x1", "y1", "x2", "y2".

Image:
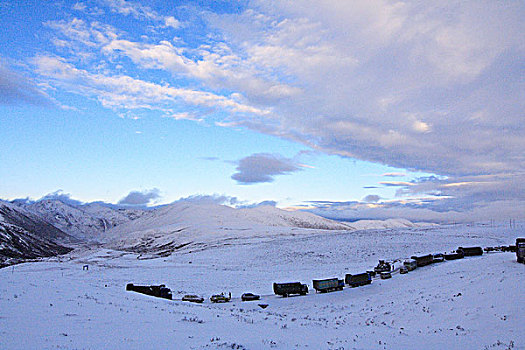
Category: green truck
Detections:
[{"x1": 273, "y1": 282, "x2": 308, "y2": 297}]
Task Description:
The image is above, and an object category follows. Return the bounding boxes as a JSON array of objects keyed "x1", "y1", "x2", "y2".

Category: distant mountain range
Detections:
[{"x1": 1, "y1": 198, "x2": 427, "y2": 265}]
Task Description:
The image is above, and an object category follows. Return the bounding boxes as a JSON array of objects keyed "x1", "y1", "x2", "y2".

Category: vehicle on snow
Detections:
[
  {"x1": 380, "y1": 271, "x2": 392, "y2": 279},
  {"x1": 312, "y1": 278, "x2": 344, "y2": 293},
  {"x1": 126, "y1": 283, "x2": 173, "y2": 300},
  {"x1": 182, "y1": 294, "x2": 204, "y2": 303},
  {"x1": 399, "y1": 266, "x2": 408, "y2": 274},
  {"x1": 403, "y1": 259, "x2": 417, "y2": 271},
  {"x1": 345, "y1": 272, "x2": 372, "y2": 287},
  {"x1": 273, "y1": 282, "x2": 308, "y2": 297},
  {"x1": 374, "y1": 260, "x2": 392, "y2": 273},
  {"x1": 516, "y1": 238, "x2": 525, "y2": 263},
  {"x1": 432, "y1": 253, "x2": 445, "y2": 262},
  {"x1": 444, "y1": 250, "x2": 464, "y2": 260},
  {"x1": 411, "y1": 254, "x2": 434, "y2": 267},
  {"x1": 210, "y1": 292, "x2": 231, "y2": 303},
  {"x1": 241, "y1": 293, "x2": 261, "y2": 301},
  {"x1": 457, "y1": 246, "x2": 483, "y2": 256}
]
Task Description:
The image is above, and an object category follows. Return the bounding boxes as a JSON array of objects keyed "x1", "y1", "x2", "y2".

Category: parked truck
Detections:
[
  {"x1": 444, "y1": 250, "x2": 464, "y2": 260},
  {"x1": 273, "y1": 282, "x2": 308, "y2": 297},
  {"x1": 516, "y1": 238, "x2": 525, "y2": 264},
  {"x1": 410, "y1": 254, "x2": 434, "y2": 267},
  {"x1": 345, "y1": 272, "x2": 372, "y2": 287},
  {"x1": 126, "y1": 283, "x2": 172, "y2": 300},
  {"x1": 312, "y1": 278, "x2": 344, "y2": 293},
  {"x1": 457, "y1": 246, "x2": 483, "y2": 256}
]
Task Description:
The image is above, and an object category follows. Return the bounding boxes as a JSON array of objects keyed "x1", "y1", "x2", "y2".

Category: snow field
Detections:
[{"x1": 0, "y1": 223, "x2": 523, "y2": 349}]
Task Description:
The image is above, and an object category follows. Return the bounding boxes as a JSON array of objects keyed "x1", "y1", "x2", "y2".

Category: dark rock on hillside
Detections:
[{"x1": 0, "y1": 202, "x2": 76, "y2": 267}]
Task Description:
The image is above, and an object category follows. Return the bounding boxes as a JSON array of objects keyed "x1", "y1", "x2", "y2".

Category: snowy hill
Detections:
[
  {"x1": 104, "y1": 202, "x2": 353, "y2": 254},
  {"x1": 238, "y1": 205, "x2": 354, "y2": 230},
  {"x1": 347, "y1": 218, "x2": 429, "y2": 230},
  {"x1": 0, "y1": 201, "x2": 75, "y2": 267}
]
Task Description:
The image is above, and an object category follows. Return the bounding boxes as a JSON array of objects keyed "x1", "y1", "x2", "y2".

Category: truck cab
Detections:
[{"x1": 517, "y1": 238, "x2": 525, "y2": 263}]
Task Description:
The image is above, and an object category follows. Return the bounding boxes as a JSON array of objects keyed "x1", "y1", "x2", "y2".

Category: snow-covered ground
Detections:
[{"x1": 0, "y1": 222, "x2": 523, "y2": 349}]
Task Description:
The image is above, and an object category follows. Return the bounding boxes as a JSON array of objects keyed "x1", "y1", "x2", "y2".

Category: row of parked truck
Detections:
[
  {"x1": 273, "y1": 242, "x2": 524, "y2": 297},
  {"x1": 126, "y1": 239, "x2": 525, "y2": 302}
]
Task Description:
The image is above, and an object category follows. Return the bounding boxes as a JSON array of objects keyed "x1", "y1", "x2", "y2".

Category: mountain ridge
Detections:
[{"x1": 4, "y1": 197, "x2": 429, "y2": 258}]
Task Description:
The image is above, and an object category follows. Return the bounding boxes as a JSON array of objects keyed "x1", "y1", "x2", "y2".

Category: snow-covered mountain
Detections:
[
  {"x1": 7, "y1": 196, "x2": 430, "y2": 258},
  {"x1": 104, "y1": 202, "x2": 354, "y2": 254},
  {"x1": 20, "y1": 199, "x2": 146, "y2": 241},
  {"x1": 0, "y1": 201, "x2": 75, "y2": 267}
]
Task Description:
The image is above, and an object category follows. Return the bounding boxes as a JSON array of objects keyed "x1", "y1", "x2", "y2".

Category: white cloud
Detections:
[
  {"x1": 32, "y1": 55, "x2": 269, "y2": 118},
  {"x1": 164, "y1": 16, "x2": 181, "y2": 29},
  {"x1": 165, "y1": 112, "x2": 202, "y2": 122},
  {"x1": 72, "y1": 3, "x2": 86, "y2": 11},
  {"x1": 101, "y1": 0, "x2": 180, "y2": 28},
  {"x1": 45, "y1": 17, "x2": 300, "y2": 107},
  {"x1": 174, "y1": 194, "x2": 238, "y2": 206},
  {"x1": 39, "y1": 190, "x2": 84, "y2": 206},
  {"x1": 34, "y1": 1, "x2": 525, "y2": 218}
]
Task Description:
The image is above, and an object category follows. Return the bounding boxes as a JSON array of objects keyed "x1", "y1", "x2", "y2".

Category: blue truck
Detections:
[{"x1": 312, "y1": 278, "x2": 344, "y2": 293}]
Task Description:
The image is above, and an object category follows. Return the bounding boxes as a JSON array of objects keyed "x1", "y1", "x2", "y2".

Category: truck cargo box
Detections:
[
  {"x1": 444, "y1": 251, "x2": 464, "y2": 260},
  {"x1": 457, "y1": 246, "x2": 483, "y2": 256},
  {"x1": 410, "y1": 254, "x2": 434, "y2": 267},
  {"x1": 312, "y1": 278, "x2": 344, "y2": 293},
  {"x1": 345, "y1": 273, "x2": 372, "y2": 287}
]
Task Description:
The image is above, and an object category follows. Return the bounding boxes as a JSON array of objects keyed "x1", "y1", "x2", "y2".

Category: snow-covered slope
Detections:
[
  {"x1": 348, "y1": 218, "x2": 429, "y2": 230},
  {"x1": 0, "y1": 223, "x2": 522, "y2": 349},
  {"x1": 21, "y1": 199, "x2": 145, "y2": 242},
  {"x1": 104, "y1": 202, "x2": 353, "y2": 254},
  {"x1": 237, "y1": 205, "x2": 353, "y2": 230},
  {"x1": 0, "y1": 201, "x2": 74, "y2": 267},
  {"x1": 80, "y1": 202, "x2": 146, "y2": 227}
]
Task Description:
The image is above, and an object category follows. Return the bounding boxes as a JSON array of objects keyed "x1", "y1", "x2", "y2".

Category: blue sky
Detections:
[{"x1": 1, "y1": 1, "x2": 524, "y2": 222}]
